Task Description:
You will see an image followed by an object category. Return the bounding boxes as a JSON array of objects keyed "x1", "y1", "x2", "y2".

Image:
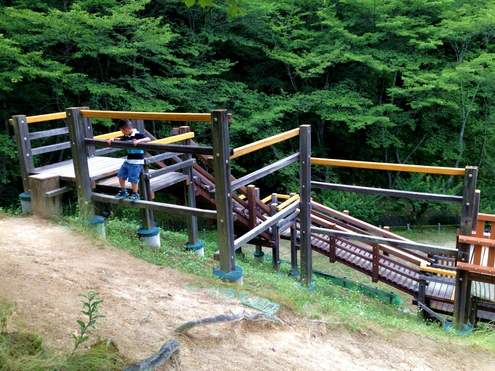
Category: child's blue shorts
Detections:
[{"x1": 117, "y1": 162, "x2": 142, "y2": 183}]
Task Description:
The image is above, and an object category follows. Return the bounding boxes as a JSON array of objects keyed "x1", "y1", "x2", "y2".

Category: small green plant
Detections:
[
  {"x1": 71, "y1": 291, "x2": 105, "y2": 357},
  {"x1": 0, "y1": 300, "x2": 14, "y2": 333}
]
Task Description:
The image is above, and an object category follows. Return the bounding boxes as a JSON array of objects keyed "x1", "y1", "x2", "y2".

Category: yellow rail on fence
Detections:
[
  {"x1": 276, "y1": 194, "x2": 300, "y2": 211},
  {"x1": 230, "y1": 128, "x2": 300, "y2": 160},
  {"x1": 81, "y1": 110, "x2": 231, "y2": 122},
  {"x1": 152, "y1": 132, "x2": 195, "y2": 144},
  {"x1": 9, "y1": 112, "x2": 66, "y2": 125},
  {"x1": 311, "y1": 158, "x2": 466, "y2": 176}
]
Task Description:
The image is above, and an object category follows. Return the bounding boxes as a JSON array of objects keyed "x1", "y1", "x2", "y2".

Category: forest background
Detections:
[{"x1": 0, "y1": 0, "x2": 494, "y2": 227}]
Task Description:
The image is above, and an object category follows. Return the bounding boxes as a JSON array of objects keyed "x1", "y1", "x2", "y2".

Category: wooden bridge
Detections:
[{"x1": 11, "y1": 108, "x2": 495, "y2": 329}]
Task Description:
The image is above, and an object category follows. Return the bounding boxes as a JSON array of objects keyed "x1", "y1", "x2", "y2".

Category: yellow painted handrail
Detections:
[
  {"x1": 230, "y1": 128, "x2": 300, "y2": 160},
  {"x1": 261, "y1": 194, "x2": 292, "y2": 204},
  {"x1": 276, "y1": 194, "x2": 300, "y2": 211},
  {"x1": 419, "y1": 264, "x2": 457, "y2": 277},
  {"x1": 93, "y1": 131, "x2": 122, "y2": 140},
  {"x1": 9, "y1": 112, "x2": 66, "y2": 125},
  {"x1": 81, "y1": 110, "x2": 231, "y2": 122},
  {"x1": 311, "y1": 158, "x2": 466, "y2": 176},
  {"x1": 153, "y1": 132, "x2": 195, "y2": 144}
]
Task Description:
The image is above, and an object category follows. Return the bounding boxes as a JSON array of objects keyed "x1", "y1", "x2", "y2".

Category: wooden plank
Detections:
[
  {"x1": 12, "y1": 115, "x2": 33, "y2": 193},
  {"x1": 311, "y1": 227, "x2": 458, "y2": 256},
  {"x1": 9, "y1": 112, "x2": 66, "y2": 125},
  {"x1": 153, "y1": 132, "x2": 195, "y2": 144},
  {"x1": 81, "y1": 110, "x2": 232, "y2": 122},
  {"x1": 299, "y1": 125, "x2": 312, "y2": 286},
  {"x1": 454, "y1": 166, "x2": 478, "y2": 329},
  {"x1": 310, "y1": 158, "x2": 466, "y2": 176},
  {"x1": 66, "y1": 107, "x2": 94, "y2": 219},
  {"x1": 92, "y1": 193, "x2": 217, "y2": 219},
  {"x1": 211, "y1": 110, "x2": 236, "y2": 273},
  {"x1": 29, "y1": 127, "x2": 69, "y2": 140},
  {"x1": 85, "y1": 138, "x2": 215, "y2": 155},
  {"x1": 457, "y1": 262, "x2": 495, "y2": 276},
  {"x1": 477, "y1": 213, "x2": 495, "y2": 223},
  {"x1": 229, "y1": 153, "x2": 300, "y2": 192},
  {"x1": 93, "y1": 131, "x2": 122, "y2": 140},
  {"x1": 311, "y1": 182, "x2": 463, "y2": 204},
  {"x1": 31, "y1": 142, "x2": 71, "y2": 156},
  {"x1": 28, "y1": 173, "x2": 62, "y2": 217},
  {"x1": 230, "y1": 128, "x2": 300, "y2": 160}
]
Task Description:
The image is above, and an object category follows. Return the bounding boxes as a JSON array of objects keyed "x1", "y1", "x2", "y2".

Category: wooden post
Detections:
[
  {"x1": 271, "y1": 202, "x2": 280, "y2": 270},
  {"x1": 211, "y1": 110, "x2": 242, "y2": 284},
  {"x1": 372, "y1": 243, "x2": 379, "y2": 282},
  {"x1": 289, "y1": 225, "x2": 299, "y2": 276},
  {"x1": 28, "y1": 173, "x2": 62, "y2": 217},
  {"x1": 299, "y1": 125, "x2": 312, "y2": 287},
  {"x1": 180, "y1": 126, "x2": 203, "y2": 255},
  {"x1": 453, "y1": 166, "x2": 478, "y2": 329},
  {"x1": 248, "y1": 185, "x2": 264, "y2": 261},
  {"x1": 66, "y1": 107, "x2": 94, "y2": 220},
  {"x1": 12, "y1": 115, "x2": 33, "y2": 194}
]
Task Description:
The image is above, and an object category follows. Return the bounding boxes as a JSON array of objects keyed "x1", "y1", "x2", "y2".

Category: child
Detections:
[{"x1": 107, "y1": 119, "x2": 151, "y2": 201}]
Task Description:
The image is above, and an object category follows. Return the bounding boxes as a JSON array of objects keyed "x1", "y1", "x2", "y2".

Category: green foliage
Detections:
[
  {"x1": 314, "y1": 188, "x2": 382, "y2": 225},
  {"x1": 71, "y1": 291, "x2": 105, "y2": 357}
]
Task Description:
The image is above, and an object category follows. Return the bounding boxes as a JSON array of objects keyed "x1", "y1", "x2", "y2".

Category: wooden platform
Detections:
[{"x1": 33, "y1": 156, "x2": 124, "y2": 182}]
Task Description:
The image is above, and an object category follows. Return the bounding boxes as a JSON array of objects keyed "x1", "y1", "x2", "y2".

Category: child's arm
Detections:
[
  {"x1": 132, "y1": 135, "x2": 151, "y2": 146},
  {"x1": 107, "y1": 137, "x2": 121, "y2": 146}
]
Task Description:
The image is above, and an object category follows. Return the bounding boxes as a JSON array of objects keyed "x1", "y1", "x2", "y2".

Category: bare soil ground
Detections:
[{"x1": 1, "y1": 216, "x2": 494, "y2": 370}]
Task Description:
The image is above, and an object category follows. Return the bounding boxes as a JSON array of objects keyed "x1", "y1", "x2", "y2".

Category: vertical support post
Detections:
[
  {"x1": 454, "y1": 166, "x2": 478, "y2": 330},
  {"x1": 12, "y1": 115, "x2": 34, "y2": 214},
  {"x1": 66, "y1": 107, "x2": 94, "y2": 220},
  {"x1": 248, "y1": 185, "x2": 264, "y2": 261},
  {"x1": 180, "y1": 126, "x2": 203, "y2": 256},
  {"x1": 417, "y1": 277, "x2": 428, "y2": 320},
  {"x1": 299, "y1": 125, "x2": 312, "y2": 288},
  {"x1": 211, "y1": 110, "x2": 242, "y2": 284},
  {"x1": 372, "y1": 243, "x2": 379, "y2": 282},
  {"x1": 289, "y1": 224, "x2": 299, "y2": 276},
  {"x1": 271, "y1": 203, "x2": 280, "y2": 270}
]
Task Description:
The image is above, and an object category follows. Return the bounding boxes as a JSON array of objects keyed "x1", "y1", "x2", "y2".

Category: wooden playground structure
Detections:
[{"x1": 11, "y1": 108, "x2": 495, "y2": 331}]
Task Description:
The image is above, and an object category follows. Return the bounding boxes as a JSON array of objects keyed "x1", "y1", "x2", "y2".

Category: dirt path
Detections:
[{"x1": 0, "y1": 216, "x2": 492, "y2": 370}]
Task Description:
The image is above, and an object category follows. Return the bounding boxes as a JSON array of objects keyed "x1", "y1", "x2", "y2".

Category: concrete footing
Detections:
[
  {"x1": 87, "y1": 215, "x2": 106, "y2": 238},
  {"x1": 185, "y1": 241, "x2": 204, "y2": 256},
  {"x1": 19, "y1": 193, "x2": 32, "y2": 215},
  {"x1": 138, "y1": 226, "x2": 161, "y2": 248},
  {"x1": 213, "y1": 266, "x2": 243, "y2": 285}
]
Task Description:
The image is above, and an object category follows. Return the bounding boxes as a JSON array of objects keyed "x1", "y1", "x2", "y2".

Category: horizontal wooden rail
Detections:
[
  {"x1": 229, "y1": 153, "x2": 299, "y2": 192},
  {"x1": 277, "y1": 194, "x2": 300, "y2": 211},
  {"x1": 458, "y1": 235, "x2": 495, "y2": 247},
  {"x1": 261, "y1": 193, "x2": 292, "y2": 204},
  {"x1": 312, "y1": 182, "x2": 463, "y2": 203},
  {"x1": 477, "y1": 213, "x2": 495, "y2": 223},
  {"x1": 9, "y1": 112, "x2": 66, "y2": 125},
  {"x1": 230, "y1": 128, "x2": 300, "y2": 160},
  {"x1": 92, "y1": 193, "x2": 217, "y2": 219},
  {"x1": 143, "y1": 159, "x2": 195, "y2": 180},
  {"x1": 234, "y1": 201, "x2": 299, "y2": 250},
  {"x1": 84, "y1": 138, "x2": 216, "y2": 155},
  {"x1": 457, "y1": 262, "x2": 495, "y2": 276},
  {"x1": 419, "y1": 264, "x2": 456, "y2": 277},
  {"x1": 311, "y1": 158, "x2": 466, "y2": 176},
  {"x1": 311, "y1": 227, "x2": 458, "y2": 255},
  {"x1": 94, "y1": 131, "x2": 122, "y2": 140},
  {"x1": 80, "y1": 110, "x2": 231, "y2": 122},
  {"x1": 153, "y1": 132, "x2": 195, "y2": 144}
]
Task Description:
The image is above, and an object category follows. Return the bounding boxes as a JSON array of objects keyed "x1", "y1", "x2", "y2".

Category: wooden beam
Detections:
[
  {"x1": 92, "y1": 193, "x2": 217, "y2": 219},
  {"x1": 211, "y1": 110, "x2": 236, "y2": 273},
  {"x1": 299, "y1": 125, "x2": 312, "y2": 286},
  {"x1": 230, "y1": 128, "x2": 300, "y2": 160},
  {"x1": 311, "y1": 158, "x2": 466, "y2": 176},
  {"x1": 228, "y1": 153, "x2": 300, "y2": 192},
  {"x1": 310, "y1": 227, "x2": 458, "y2": 256},
  {"x1": 311, "y1": 182, "x2": 463, "y2": 203},
  {"x1": 85, "y1": 138, "x2": 215, "y2": 155},
  {"x1": 11, "y1": 115, "x2": 33, "y2": 193},
  {"x1": 153, "y1": 132, "x2": 195, "y2": 144},
  {"x1": 81, "y1": 110, "x2": 232, "y2": 122},
  {"x1": 457, "y1": 262, "x2": 495, "y2": 276},
  {"x1": 9, "y1": 112, "x2": 66, "y2": 125}
]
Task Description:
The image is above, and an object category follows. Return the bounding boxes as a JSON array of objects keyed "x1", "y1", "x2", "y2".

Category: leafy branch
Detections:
[{"x1": 70, "y1": 291, "x2": 105, "y2": 357}]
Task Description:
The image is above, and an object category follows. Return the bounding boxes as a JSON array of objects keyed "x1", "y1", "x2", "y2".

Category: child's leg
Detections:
[
  {"x1": 119, "y1": 177, "x2": 126, "y2": 189},
  {"x1": 131, "y1": 182, "x2": 139, "y2": 193}
]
